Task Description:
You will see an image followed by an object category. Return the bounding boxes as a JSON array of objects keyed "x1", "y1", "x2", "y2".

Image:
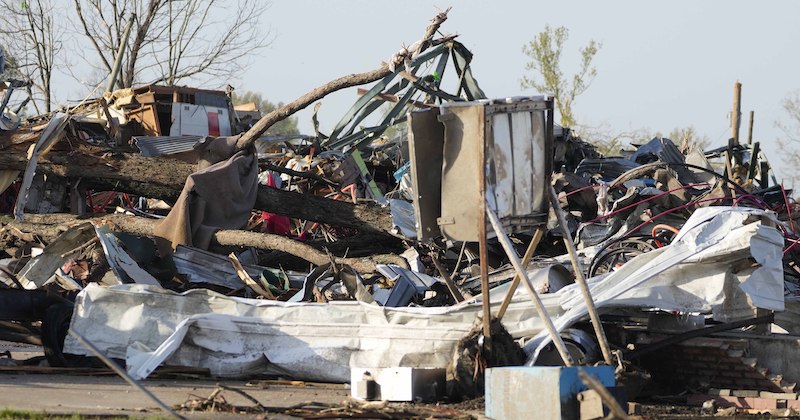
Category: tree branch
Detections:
[{"x1": 234, "y1": 8, "x2": 451, "y2": 151}]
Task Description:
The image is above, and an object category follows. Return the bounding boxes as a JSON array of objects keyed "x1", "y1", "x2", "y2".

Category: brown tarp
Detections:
[{"x1": 153, "y1": 136, "x2": 258, "y2": 251}]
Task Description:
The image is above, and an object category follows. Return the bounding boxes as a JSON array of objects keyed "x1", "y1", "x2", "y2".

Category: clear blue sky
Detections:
[{"x1": 51, "y1": 1, "x2": 800, "y2": 183}]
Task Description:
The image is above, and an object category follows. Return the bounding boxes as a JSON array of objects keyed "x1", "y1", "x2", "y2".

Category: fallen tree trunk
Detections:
[
  {"x1": 0, "y1": 139, "x2": 396, "y2": 237},
  {"x1": 0, "y1": 213, "x2": 408, "y2": 273}
]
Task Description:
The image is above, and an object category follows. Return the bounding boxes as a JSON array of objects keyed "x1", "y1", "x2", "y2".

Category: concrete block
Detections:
[
  {"x1": 350, "y1": 367, "x2": 445, "y2": 402},
  {"x1": 627, "y1": 402, "x2": 642, "y2": 415},
  {"x1": 687, "y1": 394, "x2": 778, "y2": 410},
  {"x1": 577, "y1": 387, "x2": 627, "y2": 420},
  {"x1": 752, "y1": 397, "x2": 779, "y2": 410},
  {"x1": 577, "y1": 390, "x2": 605, "y2": 420},
  {"x1": 485, "y1": 366, "x2": 615, "y2": 420}
]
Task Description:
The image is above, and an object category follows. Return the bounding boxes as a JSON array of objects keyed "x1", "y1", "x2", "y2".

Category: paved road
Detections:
[
  {"x1": 0, "y1": 341, "x2": 351, "y2": 418},
  {"x1": 0, "y1": 373, "x2": 351, "y2": 418},
  {"x1": 0, "y1": 341, "x2": 484, "y2": 419}
]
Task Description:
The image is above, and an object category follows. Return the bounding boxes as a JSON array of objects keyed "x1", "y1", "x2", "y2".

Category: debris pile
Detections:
[{"x1": 0, "y1": 9, "x2": 799, "y2": 418}]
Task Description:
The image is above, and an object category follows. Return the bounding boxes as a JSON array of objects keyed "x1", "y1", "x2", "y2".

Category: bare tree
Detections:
[
  {"x1": 72, "y1": 0, "x2": 270, "y2": 90},
  {"x1": 0, "y1": 0, "x2": 63, "y2": 113},
  {"x1": 231, "y1": 90, "x2": 299, "y2": 136},
  {"x1": 778, "y1": 90, "x2": 800, "y2": 187},
  {"x1": 574, "y1": 122, "x2": 650, "y2": 157},
  {"x1": 661, "y1": 126, "x2": 711, "y2": 153}
]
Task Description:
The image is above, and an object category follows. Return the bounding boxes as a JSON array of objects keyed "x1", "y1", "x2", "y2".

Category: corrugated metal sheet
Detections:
[{"x1": 133, "y1": 135, "x2": 204, "y2": 157}]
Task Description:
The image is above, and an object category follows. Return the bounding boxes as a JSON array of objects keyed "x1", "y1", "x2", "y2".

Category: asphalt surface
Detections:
[
  {"x1": 0, "y1": 341, "x2": 352, "y2": 418},
  {"x1": 0, "y1": 373, "x2": 351, "y2": 418}
]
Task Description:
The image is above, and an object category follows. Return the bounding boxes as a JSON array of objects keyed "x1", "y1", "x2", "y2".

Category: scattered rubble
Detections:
[{"x1": 0, "y1": 8, "x2": 799, "y2": 419}]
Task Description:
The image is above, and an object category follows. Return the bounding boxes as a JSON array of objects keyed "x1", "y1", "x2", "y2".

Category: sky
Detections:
[
  {"x1": 232, "y1": 0, "x2": 800, "y2": 182},
  {"x1": 53, "y1": 1, "x2": 800, "y2": 182}
]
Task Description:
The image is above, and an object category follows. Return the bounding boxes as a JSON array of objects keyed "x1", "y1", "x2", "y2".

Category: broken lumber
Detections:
[{"x1": 0, "y1": 213, "x2": 407, "y2": 273}]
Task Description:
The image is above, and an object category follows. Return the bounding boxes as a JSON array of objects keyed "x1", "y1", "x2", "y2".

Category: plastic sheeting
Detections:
[
  {"x1": 524, "y1": 206, "x2": 785, "y2": 362},
  {"x1": 63, "y1": 281, "x2": 555, "y2": 382}
]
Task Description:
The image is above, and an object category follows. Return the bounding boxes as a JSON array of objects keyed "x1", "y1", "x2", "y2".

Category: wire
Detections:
[
  {"x1": 609, "y1": 161, "x2": 756, "y2": 199},
  {"x1": 621, "y1": 196, "x2": 738, "y2": 240},
  {"x1": 586, "y1": 183, "x2": 706, "y2": 224},
  {"x1": 652, "y1": 224, "x2": 680, "y2": 237}
]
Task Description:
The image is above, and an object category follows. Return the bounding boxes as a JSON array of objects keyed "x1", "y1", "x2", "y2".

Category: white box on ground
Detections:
[{"x1": 350, "y1": 367, "x2": 446, "y2": 402}]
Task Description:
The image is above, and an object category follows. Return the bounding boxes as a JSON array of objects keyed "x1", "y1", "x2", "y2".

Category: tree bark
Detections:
[
  {"x1": 0, "y1": 131, "x2": 396, "y2": 237},
  {"x1": 0, "y1": 213, "x2": 407, "y2": 273}
]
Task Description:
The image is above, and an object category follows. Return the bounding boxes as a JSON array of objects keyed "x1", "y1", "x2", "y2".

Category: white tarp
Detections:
[
  {"x1": 524, "y1": 206, "x2": 785, "y2": 361},
  {"x1": 64, "y1": 275, "x2": 559, "y2": 382},
  {"x1": 64, "y1": 207, "x2": 784, "y2": 382}
]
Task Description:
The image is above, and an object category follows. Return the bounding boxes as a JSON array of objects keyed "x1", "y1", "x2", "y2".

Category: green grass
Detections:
[{"x1": 0, "y1": 409, "x2": 170, "y2": 419}]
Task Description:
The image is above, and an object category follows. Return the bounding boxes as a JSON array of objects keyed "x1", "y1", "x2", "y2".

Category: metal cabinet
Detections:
[{"x1": 408, "y1": 97, "x2": 553, "y2": 242}]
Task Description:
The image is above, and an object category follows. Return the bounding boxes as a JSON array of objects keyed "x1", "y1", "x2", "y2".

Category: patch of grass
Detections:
[
  {"x1": 0, "y1": 409, "x2": 80, "y2": 420},
  {"x1": 0, "y1": 408, "x2": 169, "y2": 420}
]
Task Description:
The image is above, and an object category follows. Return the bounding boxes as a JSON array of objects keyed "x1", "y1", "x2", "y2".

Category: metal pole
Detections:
[
  {"x1": 68, "y1": 330, "x2": 185, "y2": 420},
  {"x1": 548, "y1": 186, "x2": 613, "y2": 365},
  {"x1": 430, "y1": 255, "x2": 465, "y2": 303},
  {"x1": 105, "y1": 14, "x2": 136, "y2": 93},
  {"x1": 486, "y1": 206, "x2": 574, "y2": 366},
  {"x1": 747, "y1": 110, "x2": 754, "y2": 145},
  {"x1": 496, "y1": 227, "x2": 544, "y2": 320}
]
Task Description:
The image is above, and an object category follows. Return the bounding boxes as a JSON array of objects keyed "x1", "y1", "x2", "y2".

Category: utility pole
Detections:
[{"x1": 731, "y1": 81, "x2": 742, "y2": 145}]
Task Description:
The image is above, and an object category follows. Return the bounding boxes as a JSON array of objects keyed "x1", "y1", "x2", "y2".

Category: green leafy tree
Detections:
[
  {"x1": 521, "y1": 25, "x2": 601, "y2": 128},
  {"x1": 232, "y1": 90, "x2": 299, "y2": 136}
]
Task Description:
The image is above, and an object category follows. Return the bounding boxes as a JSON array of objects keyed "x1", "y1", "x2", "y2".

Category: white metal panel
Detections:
[
  {"x1": 531, "y1": 112, "x2": 547, "y2": 210},
  {"x1": 170, "y1": 103, "x2": 232, "y2": 137},
  {"x1": 511, "y1": 111, "x2": 534, "y2": 216},
  {"x1": 491, "y1": 113, "x2": 514, "y2": 218}
]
